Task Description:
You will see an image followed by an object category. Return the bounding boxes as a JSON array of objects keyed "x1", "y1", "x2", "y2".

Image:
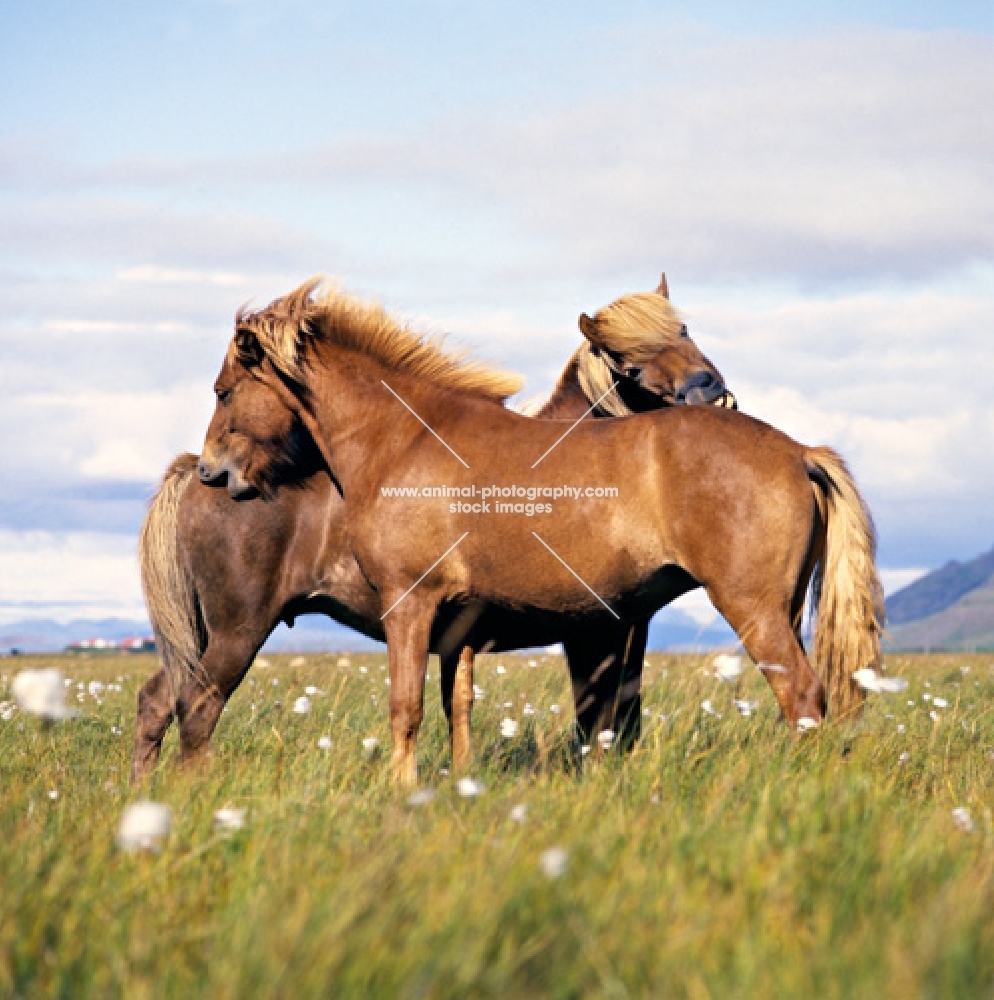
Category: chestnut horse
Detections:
[
  {"x1": 199, "y1": 280, "x2": 884, "y2": 784},
  {"x1": 132, "y1": 277, "x2": 734, "y2": 781}
]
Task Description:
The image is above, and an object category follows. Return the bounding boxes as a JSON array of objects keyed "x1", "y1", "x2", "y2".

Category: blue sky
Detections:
[{"x1": 1, "y1": 1, "x2": 993, "y2": 624}]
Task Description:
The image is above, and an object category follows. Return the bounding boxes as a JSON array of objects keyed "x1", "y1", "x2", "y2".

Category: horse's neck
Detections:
[{"x1": 306, "y1": 346, "x2": 461, "y2": 493}]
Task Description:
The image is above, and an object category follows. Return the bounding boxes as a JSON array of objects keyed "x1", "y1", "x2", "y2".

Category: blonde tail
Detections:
[
  {"x1": 805, "y1": 446, "x2": 885, "y2": 718},
  {"x1": 138, "y1": 454, "x2": 203, "y2": 702}
]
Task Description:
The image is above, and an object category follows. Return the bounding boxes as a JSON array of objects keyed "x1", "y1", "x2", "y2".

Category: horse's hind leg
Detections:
[
  {"x1": 709, "y1": 589, "x2": 826, "y2": 729},
  {"x1": 131, "y1": 668, "x2": 174, "y2": 784},
  {"x1": 440, "y1": 645, "x2": 475, "y2": 771},
  {"x1": 174, "y1": 633, "x2": 260, "y2": 766}
]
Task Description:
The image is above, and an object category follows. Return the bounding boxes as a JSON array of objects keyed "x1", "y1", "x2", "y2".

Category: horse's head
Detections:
[
  {"x1": 578, "y1": 274, "x2": 736, "y2": 412},
  {"x1": 198, "y1": 330, "x2": 315, "y2": 499}
]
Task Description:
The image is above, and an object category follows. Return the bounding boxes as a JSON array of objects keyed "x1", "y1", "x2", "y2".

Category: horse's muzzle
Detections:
[{"x1": 677, "y1": 370, "x2": 729, "y2": 407}]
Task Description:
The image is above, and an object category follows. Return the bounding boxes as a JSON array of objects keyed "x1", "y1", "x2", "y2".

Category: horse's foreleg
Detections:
[
  {"x1": 130, "y1": 668, "x2": 174, "y2": 784},
  {"x1": 383, "y1": 598, "x2": 435, "y2": 786},
  {"x1": 611, "y1": 620, "x2": 648, "y2": 750},
  {"x1": 564, "y1": 630, "x2": 620, "y2": 744},
  {"x1": 440, "y1": 645, "x2": 475, "y2": 771}
]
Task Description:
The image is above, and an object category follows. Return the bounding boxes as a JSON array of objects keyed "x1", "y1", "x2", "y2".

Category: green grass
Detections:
[{"x1": 2, "y1": 650, "x2": 993, "y2": 999}]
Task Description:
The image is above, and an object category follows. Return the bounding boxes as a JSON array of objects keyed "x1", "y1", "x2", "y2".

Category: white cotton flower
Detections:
[
  {"x1": 509, "y1": 803, "x2": 528, "y2": 824},
  {"x1": 473, "y1": 684, "x2": 485, "y2": 699},
  {"x1": 929, "y1": 710, "x2": 940, "y2": 722},
  {"x1": 336, "y1": 656, "x2": 351, "y2": 668},
  {"x1": 797, "y1": 717, "x2": 820, "y2": 733},
  {"x1": 539, "y1": 846, "x2": 568, "y2": 878},
  {"x1": 852, "y1": 668, "x2": 908, "y2": 694},
  {"x1": 549, "y1": 704, "x2": 561, "y2": 714},
  {"x1": 407, "y1": 789, "x2": 435, "y2": 808},
  {"x1": 317, "y1": 735, "x2": 332, "y2": 750},
  {"x1": 932, "y1": 697, "x2": 949, "y2": 708},
  {"x1": 952, "y1": 807, "x2": 974, "y2": 833},
  {"x1": 0, "y1": 700, "x2": 15, "y2": 721},
  {"x1": 734, "y1": 699, "x2": 758, "y2": 717},
  {"x1": 455, "y1": 777, "x2": 485, "y2": 798},
  {"x1": 255, "y1": 657, "x2": 271, "y2": 669},
  {"x1": 713, "y1": 654, "x2": 744, "y2": 682},
  {"x1": 48, "y1": 789, "x2": 59, "y2": 801},
  {"x1": 361, "y1": 736, "x2": 379, "y2": 758},
  {"x1": 117, "y1": 801, "x2": 172, "y2": 852},
  {"x1": 87, "y1": 681, "x2": 106, "y2": 697},
  {"x1": 292, "y1": 696, "x2": 311, "y2": 714},
  {"x1": 360, "y1": 666, "x2": 368, "y2": 674},
  {"x1": 12, "y1": 669, "x2": 75, "y2": 721},
  {"x1": 923, "y1": 693, "x2": 932, "y2": 702},
  {"x1": 496, "y1": 665, "x2": 507, "y2": 675},
  {"x1": 757, "y1": 662, "x2": 787, "y2": 675},
  {"x1": 500, "y1": 718, "x2": 519, "y2": 738},
  {"x1": 899, "y1": 751, "x2": 910, "y2": 763},
  {"x1": 304, "y1": 685, "x2": 323, "y2": 696},
  {"x1": 596, "y1": 729, "x2": 615, "y2": 751},
  {"x1": 580, "y1": 745, "x2": 591, "y2": 756},
  {"x1": 214, "y1": 807, "x2": 246, "y2": 832},
  {"x1": 290, "y1": 656, "x2": 306, "y2": 668},
  {"x1": 701, "y1": 699, "x2": 720, "y2": 718},
  {"x1": 897, "y1": 724, "x2": 906, "y2": 734},
  {"x1": 522, "y1": 703, "x2": 535, "y2": 716}
]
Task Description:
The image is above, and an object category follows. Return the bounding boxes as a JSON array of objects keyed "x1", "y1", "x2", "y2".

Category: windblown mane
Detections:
[
  {"x1": 573, "y1": 344, "x2": 632, "y2": 418},
  {"x1": 235, "y1": 278, "x2": 523, "y2": 402}
]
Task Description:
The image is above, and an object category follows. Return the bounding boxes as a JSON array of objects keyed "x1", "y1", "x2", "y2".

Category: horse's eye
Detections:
[
  {"x1": 218, "y1": 388, "x2": 232, "y2": 404},
  {"x1": 625, "y1": 366, "x2": 643, "y2": 383}
]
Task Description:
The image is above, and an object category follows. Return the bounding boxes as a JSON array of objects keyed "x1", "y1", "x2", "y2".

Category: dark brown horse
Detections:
[
  {"x1": 133, "y1": 277, "x2": 734, "y2": 781},
  {"x1": 199, "y1": 280, "x2": 884, "y2": 784}
]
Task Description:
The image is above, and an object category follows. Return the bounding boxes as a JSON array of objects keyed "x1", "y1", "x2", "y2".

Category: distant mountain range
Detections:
[
  {"x1": 1, "y1": 607, "x2": 737, "y2": 656},
  {"x1": 886, "y1": 546, "x2": 994, "y2": 651}
]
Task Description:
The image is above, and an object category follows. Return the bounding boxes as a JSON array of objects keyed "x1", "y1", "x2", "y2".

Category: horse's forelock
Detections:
[{"x1": 591, "y1": 292, "x2": 685, "y2": 360}]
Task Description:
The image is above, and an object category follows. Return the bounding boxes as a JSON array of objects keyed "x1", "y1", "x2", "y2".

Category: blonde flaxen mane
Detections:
[{"x1": 235, "y1": 277, "x2": 523, "y2": 402}]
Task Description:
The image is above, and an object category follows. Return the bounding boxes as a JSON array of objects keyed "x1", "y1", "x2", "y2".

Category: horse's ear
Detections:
[
  {"x1": 234, "y1": 328, "x2": 265, "y2": 367},
  {"x1": 655, "y1": 273, "x2": 670, "y2": 299},
  {"x1": 578, "y1": 312, "x2": 605, "y2": 346}
]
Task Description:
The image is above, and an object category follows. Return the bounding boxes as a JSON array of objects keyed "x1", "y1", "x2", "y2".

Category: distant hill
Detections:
[
  {"x1": 886, "y1": 547, "x2": 994, "y2": 625},
  {"x1": 885, "y1": 545, "x2": 994, "y2": 651},
  {"x1": 886, "y1": 577, "x2": 994, "y2": 652}
]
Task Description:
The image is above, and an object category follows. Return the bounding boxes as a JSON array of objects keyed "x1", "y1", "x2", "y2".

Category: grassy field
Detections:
[{"x1": 1, "y1": 649, "x2": 993, "y2": 999}]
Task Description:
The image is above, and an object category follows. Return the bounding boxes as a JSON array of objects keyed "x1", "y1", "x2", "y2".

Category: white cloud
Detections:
[
  {"x1": 0, "y1": 531, "x2": 145, "y2": 624},
  {"x1": 3, "y1": 386, "x2": 215, "y2": 485}
]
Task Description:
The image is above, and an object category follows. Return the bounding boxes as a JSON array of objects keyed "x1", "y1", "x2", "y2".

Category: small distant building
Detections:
[{"x1": 66, "y1": 636, "x2": 156, "y2": 653}]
